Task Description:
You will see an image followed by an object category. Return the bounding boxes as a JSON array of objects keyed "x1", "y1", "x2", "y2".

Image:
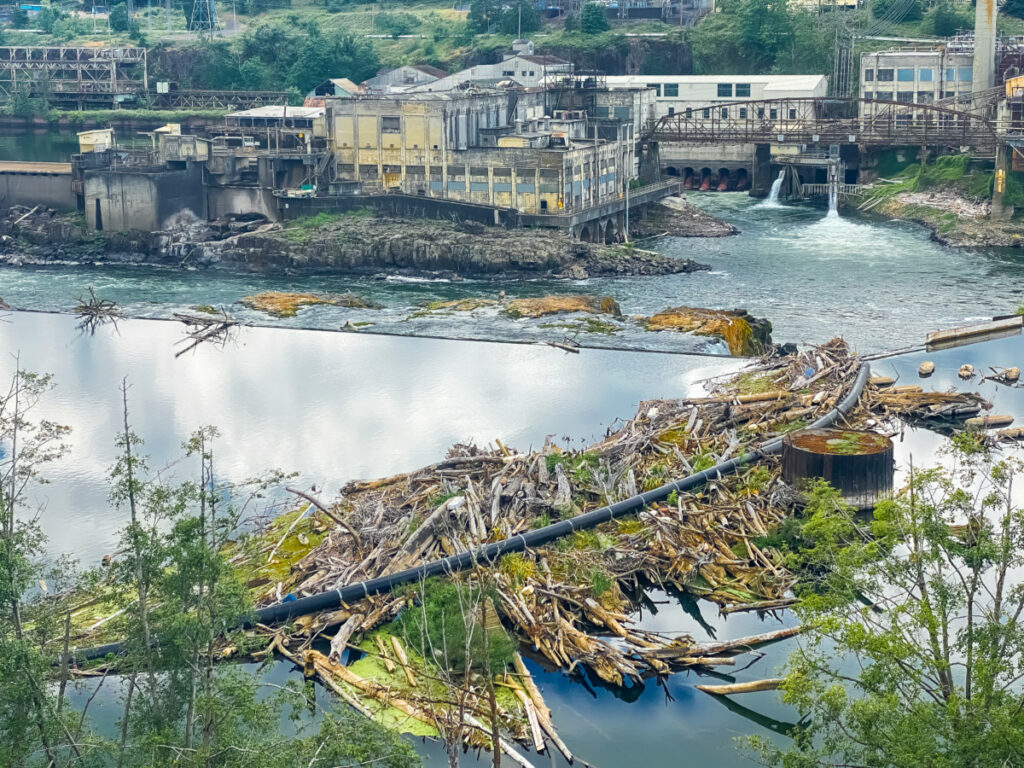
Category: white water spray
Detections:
[
  {"x1": 827, "y1": 182, "x2": 839, "y2": 218},
  {"x1": 759, "y1": 170, "x2": 786, "y2": 208}
]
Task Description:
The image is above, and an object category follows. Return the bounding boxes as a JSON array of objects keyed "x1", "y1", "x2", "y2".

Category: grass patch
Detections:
[
  {"x1": 733, "y1": 371, "x2": 779, "y2": 395},
  {"x1": 546, "y1": 451, "x2": 600, "y2": 486}
]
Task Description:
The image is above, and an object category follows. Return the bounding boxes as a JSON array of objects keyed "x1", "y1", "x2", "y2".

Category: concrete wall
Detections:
[
  {"x1": 0, "y1": 171, "x2": 76, "y2": 210},
  {"x1": 207, "y1": 185, "x2": 278, "y2": 222},
  {"x1": 84, "y1": 165, "x2": 205, "y2": 231}
]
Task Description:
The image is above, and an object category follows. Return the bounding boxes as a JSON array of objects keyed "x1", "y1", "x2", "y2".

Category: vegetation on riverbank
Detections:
[{"x1": 854, "y1": 154, "x2": 1024, "y2": 246}]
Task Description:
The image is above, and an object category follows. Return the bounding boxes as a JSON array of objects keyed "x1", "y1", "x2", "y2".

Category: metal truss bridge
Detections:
[{"x1": 646, "y1": 97, "x2": 1001, "y2": 151}]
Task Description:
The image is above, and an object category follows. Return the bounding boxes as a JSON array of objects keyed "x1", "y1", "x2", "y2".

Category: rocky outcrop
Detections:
[
  {"x1": 240, "y1": 291, "x2": 380, "y2": 317},
  {"x1": 0, "y1": 206, "x2": 711, "y2": 279},
  {"x1": 503, "y1": 295, "x2": 622, "y2": 319},
  {"x1": 645, "y1": 307, "x2": 772, "y2": 356},
  {"x1": 630, "y1": 197, "x2": 738, "y2": 239}
]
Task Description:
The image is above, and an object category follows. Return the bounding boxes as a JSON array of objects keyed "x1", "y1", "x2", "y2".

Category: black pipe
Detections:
[{"x1": 74, "y1": 363, "x2": 870, "y2": 661}]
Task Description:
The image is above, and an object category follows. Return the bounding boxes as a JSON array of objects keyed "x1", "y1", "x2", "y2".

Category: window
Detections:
[
  {"x1": 685, "y1": 107, "x2": 692, "y2": 118},
  {"x1": 717, "y1": 83, "x2": 732, "y2": 98},
  {"x1": 721, "y1": 107, "x2": 729, "y2": 118},
  {"x1": 735, "y1": 83, "x2": 750, "y2": 97},
  {"x1": 382, "y1": 116, "x2": 401, "y2": 133},
  {"x1": 739, "y1": 107, "x2": 747, "y2": 118},
  {"x1": 897, "y1": 68, "x2": 915, "y2": 82},
  {"x1": 862, "y1": 91, "x2": 873, "y2": 100},
  {"x1": 942, "y1": 90, "x2": 955, "y2": 99},
  {"x1": 878, "y1": 68, "x2": 894, "y2": 82},
  {"x1": 959, "y1": 67, "x2": 973, "y2": 82},
  {"x1": 521, "y1": 70, "x2": 527, "y2": 76},
  {"x1": 646, "y1": 83, "x2": 661, "y2": 96},
  {"x1": 702, "y1": 108, "x2": 710, "y2": 118},
  {"x1": 667, "y1": 107, "x2": 675, "y2": 115},
  {"x1": 613, "y1": 106, "x2": 631, "y2": 120},
  {"x1": 788, "y1": 108, "x2": 797, "y2": 119},
  {"x1": 502, "y1": 70, "x2": 514, "y2": 77},
  {"x1": 917, "y1": 92, "x2": 934, "y2": 104},
  {"x1": 945, "y1": 67, "x2": 956, "y2": 81},
  {"x1": 918, "y1": 67, "x2": 933, "y2": 82},
  {"x1": 864, "y1": 68, "x2": 874, "y2": 82},
  {"x1": 663, "y1": 83, "x2": 678, "y2": 97},
  {"x1": 529, "y1": 70, "x2": 535, "y2": 76},
  {"x1": 876, "y1": 91, "x2": 893, "y2": 102},
  {"x1": 896, "y1": 91, "x2": 913, "y2": 103},
  {"x1": 757, "y1": 107, "x2": 765, "y2": 118},
  {"x1": 769, "y1": 108, "x2": 778, "y2": 119}
]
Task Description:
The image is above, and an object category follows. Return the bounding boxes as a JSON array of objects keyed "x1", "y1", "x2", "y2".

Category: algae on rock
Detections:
[
  {"x1": 241, "y1": 291, "x2": 381, "y2": 317},
  {"x1": 645, "y1": 306, "x2": 772, "y2": 356}
]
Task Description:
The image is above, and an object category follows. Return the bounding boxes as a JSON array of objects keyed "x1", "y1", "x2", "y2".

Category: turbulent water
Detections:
[{"x1": 3, "y1": 193, "x2": 1023, "y2": 355}]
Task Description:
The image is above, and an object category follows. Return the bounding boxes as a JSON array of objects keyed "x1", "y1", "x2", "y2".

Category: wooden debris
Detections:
[
  {"x1": 173, "y1": 310, "x2": 238, "y2": 357},
  {"x1": 965, "y1": 414, "x2": 1014, "y2": 428},
  {"x1": 74, "y1": 286, "x2": 120, "y2": 333},
  {"x1": 391, "y1": 636, "x2": 417, "y2": 687},
  {"x1": 918, "y1": 361, "x2": 935, "y2": 377},
  {"x1": 959, "y1": 364, "x2": 975, "y2": 379},
  {"x1": 696, "y1": 678, "x2": 784, "y2": 695}
]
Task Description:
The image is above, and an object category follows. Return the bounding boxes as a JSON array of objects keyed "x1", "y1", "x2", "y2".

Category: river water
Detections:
[
  {"x1": 3, "y1": 194, "x2": 1023, "y2": 355},
  {"x1": 4, "y1": 183, "x2": 1024, "y2": 765}
]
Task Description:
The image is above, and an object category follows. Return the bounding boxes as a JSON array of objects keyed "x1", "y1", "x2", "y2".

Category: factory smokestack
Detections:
[{"x1": 973, "y1": 0, "x2": 997, "y2": 94}]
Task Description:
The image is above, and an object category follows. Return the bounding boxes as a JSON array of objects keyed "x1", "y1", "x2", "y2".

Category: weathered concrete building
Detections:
[
  {"x1": 409, "y1": 52, "x2": 572, "y2": 93},
  {"x1": 361, "y1": 64, "x2": 448, "y2": 94},
  {"x1": 859, "y1": 46, "x2": 976, "y2": 119},
  {"x1": 324, "y1": 82, "x2": 663, "y2": 239},
  {"x1": 603, "y1": 74, "x2": 828, "y2": 121}
]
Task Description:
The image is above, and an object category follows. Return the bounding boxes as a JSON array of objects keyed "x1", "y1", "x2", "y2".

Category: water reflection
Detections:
[{"x1": 0, "y1": 310, "x2": 743, "y2": 567}]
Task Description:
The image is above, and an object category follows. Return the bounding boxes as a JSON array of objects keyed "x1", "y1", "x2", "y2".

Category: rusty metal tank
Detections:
[{"x1": 781, "y1": 428, "x2": 894, "y2": 510}]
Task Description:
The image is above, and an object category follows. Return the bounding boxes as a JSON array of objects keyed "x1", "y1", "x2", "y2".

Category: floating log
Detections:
[
  {"x1": 965, "y1": 414, "x2": 1014, "y2": 428},
  {"x1": 782, "y1": 429, "x2": 894, "y2": 511},
  {"x1": 926, "y1": 315, "x2": 1023, "y2": 349},
  {"x1": 918, "y1": 361, "x2": 935, "y2": 377},
  {"x1": 869, "y1": 376, "x2": 895, "y2": 387},
  {"x1": 997, "y1": 426, "x2": 1024, "y2": 441},
  {"x1": 696, "y1": 678, "x2": 784, "y2": 695}
]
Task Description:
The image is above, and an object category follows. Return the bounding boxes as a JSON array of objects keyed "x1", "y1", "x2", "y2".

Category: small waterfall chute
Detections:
[{"x1": 759, "y1": 169, "x2": 786, "y2": 208}]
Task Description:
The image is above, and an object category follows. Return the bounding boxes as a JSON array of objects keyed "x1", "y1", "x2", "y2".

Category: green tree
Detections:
[
  {"x1": 754, "y1": 448, "x2": 1024, "y2": 768},
  {"x1": 10, "y1": 7, "x2": 28, "y2": 28},
  {"x1": 467, "y1": 0, "x2": 500, "y2": 33},
  {"x1": 109, "y1": 4, "x2": 130, "y2": 32},
  {"x1": 0, "y1": 368, "x2": 78, "y2": 768},
  {"x1": 375, "y1": 10, "x2": 418, "y2": 38},
  {"x1": 563, "y1": 11, "x2": 579, "y2": 32},
  {"x1": 36, "y1": 7, "x2": 57, "y2": 33},
  {"x1": 1006, "y1": 0, "x2": 1024, "y2": 20},
  {"x1": 872, "y1": 0, "x2": 922, "y2": 22},
  {"x1": 498, "y1": 0, "x2": 540, "y2": 36},
  {"x1": 580, "y1": 2, "x2": 609, "y2": 33},
  {"x1": 922, "y1": 1, "x2": 971, "y2": 36}
]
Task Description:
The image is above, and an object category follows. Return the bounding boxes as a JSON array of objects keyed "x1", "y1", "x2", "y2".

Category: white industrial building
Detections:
[
  {"x1": 602, "y1": 74, "x2": 829, "y2": 121},
  {"x1": 858, "y1": 47, "x2": 976, "y2": 119}
]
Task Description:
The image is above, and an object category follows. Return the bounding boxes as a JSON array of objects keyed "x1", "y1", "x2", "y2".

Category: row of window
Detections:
[
  {"x1": 668, "y1": 106, "x2": 800, "y2": 120},
  {"x1": 864, "y1": 67, "x2": 973, "y2": 83},
  {"x1": 863, "y1": 91, "x2": 949, "y2": 103},
  {"x1": 645, "y1": 82, "x2": 752, "y2": 99},
  {"x1": 501, "y1": 69, "x2": 538, "y2": 77}
]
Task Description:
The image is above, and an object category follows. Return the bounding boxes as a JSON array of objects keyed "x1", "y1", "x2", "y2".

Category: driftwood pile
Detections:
[
  {"x1": 74, "y1": 287, "x2": 120, "y2": 334},
  {"x1": 225, "y1": 339, "x2": 991, "y2": 761}
]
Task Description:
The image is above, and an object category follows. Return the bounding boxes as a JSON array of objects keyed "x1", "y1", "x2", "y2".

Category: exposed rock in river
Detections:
[
  {"x1": 503, "y1": 295, "x2": 622, "y2": 319},
  {"x1": 0, "y1": 206, "x2": 712, "y2": 279},
  {"x1": 645, "y1": 307, "x2": 772, "y2": 356},
  {"x1": 630, "y1": 196, "x2": 739, "y2": 239},
  {"x1": 241, "y1": 291, "x2": 380, "y2": 317}
]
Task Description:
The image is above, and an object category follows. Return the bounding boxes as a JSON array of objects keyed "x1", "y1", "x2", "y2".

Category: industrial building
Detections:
[
  {"x1": 406, "y1": 41, "x2": 572, "y2": 93},
  {"x1": 361, "y1": 64, "x2": 449, "y2": 94},
  {"x1": 602, "y1": 74, "x2": 829, "y2": 121},
  {"x1": 858, "y1": 45, "x2": 977, "y2": 119},
  {"x1": 324, "y1": 82, "x2": 650, "y2": 235}
]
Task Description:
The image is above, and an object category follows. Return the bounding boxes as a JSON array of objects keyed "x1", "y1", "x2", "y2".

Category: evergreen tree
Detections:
[{"x1": 580, "y1": 2, "x2": 609, "y2": 33}]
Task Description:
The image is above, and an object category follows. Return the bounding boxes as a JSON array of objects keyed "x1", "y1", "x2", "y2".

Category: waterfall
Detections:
[
  {"x1": 759, "y1": 170, "x2": 786, "y2": 208},
  {"x1": 827, "y1": 181, "x2": 839, "y2": 218}
]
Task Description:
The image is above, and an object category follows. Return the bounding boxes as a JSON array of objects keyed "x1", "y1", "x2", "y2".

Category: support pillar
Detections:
[
  {"x1": 992, "y1": 144, "x2": 1013, "y2": 221},
  {"x1": 751, "y1": 143, "x2": 771, "y2": 198}
]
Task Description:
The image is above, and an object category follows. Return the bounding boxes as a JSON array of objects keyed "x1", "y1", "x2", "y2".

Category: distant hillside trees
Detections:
[{"x1": 580, "y1": 2, "x2": 610, "y2": 33}]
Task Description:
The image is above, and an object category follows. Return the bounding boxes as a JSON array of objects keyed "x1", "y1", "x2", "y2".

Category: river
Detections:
[
  {"x1": 3, "y1": 194, "x2": 1023, "y2": 355},
  {"x1": 3, "y1": 180, "x2": 1024, "y2": 765}
]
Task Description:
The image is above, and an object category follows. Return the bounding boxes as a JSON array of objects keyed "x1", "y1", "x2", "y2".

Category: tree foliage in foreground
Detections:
[
  {"x1": 755, "y1": 442, "x2": 1024, "y2": 768},
  {"x1": 0, "y1": 368, "x2": 420, "y2": 768}
]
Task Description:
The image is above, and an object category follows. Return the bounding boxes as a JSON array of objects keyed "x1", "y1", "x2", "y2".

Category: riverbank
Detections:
[
  {"x1": 851, "y1": 154, "x2": 1024, "y2": 248},
  {"x1": 0, "y1": 205, "x2": 715, "y2": 279}
]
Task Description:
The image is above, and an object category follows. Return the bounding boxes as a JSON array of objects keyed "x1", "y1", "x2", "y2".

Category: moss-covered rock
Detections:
[
  {"x1": 645, "y1": 306, "x2": 772, "y2": 356},
  {"x1": 503, "y1": 294, "x2": 622, "y2": 319},
  {"x1": 240, "y1": 291, "x2": 380, "y2": 317}
]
